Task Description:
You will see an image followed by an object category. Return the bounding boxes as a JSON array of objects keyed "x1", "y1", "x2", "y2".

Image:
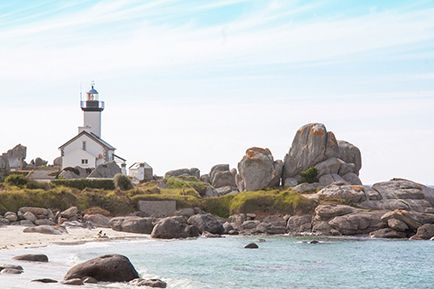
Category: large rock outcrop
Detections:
[
  {"x1": 64, "y1": 255, "x2": 139, "y2": 282},
  {"x1": 88, "y1": 162, "x2": 121, "y2": 178},
  {"x1": 165, "y1": 168, "x2": 200, "y2": 179},
  {"x1": 209, "y1": 164, "x2": 236, "y2": 188},
  {"x1": 236, "y1": 147, "x2": 283, "y2": 191},
  {"x1": 2, "y1": 144, "x2": 26, "y2": 170},
  {"x1": 282, "y1": 123, "x2": 362, "y2": 186}
]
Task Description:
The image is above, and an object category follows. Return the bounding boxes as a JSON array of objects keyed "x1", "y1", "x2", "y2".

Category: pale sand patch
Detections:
[{"x1": 0, "y1": 226, "x2": 148, "y2": 250}]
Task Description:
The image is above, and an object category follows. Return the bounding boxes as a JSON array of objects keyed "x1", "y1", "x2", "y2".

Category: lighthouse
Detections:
[
  {"x1": 59, "y1": 82, "x2": 126, "y2": 170},
  {"x1": 80, "y1": 82, "x2": 104, "y2": 138}
]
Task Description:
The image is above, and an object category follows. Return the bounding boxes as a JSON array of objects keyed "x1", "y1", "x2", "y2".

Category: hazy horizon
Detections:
[{"x1": 1, "y1": 0, "x2": 433, "y2": 184}]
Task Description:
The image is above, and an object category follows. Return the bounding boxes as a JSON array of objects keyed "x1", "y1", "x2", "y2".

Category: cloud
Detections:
[{"x1": 1, "y1": 0, "x2": 434, "y2": 83}]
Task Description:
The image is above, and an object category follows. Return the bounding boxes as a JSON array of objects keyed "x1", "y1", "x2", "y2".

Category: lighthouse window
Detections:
[
  {"x1": 81, "y1": 159, "x2": 88, "y2": 165},
  {"x1": 82, "y1": 141, "x2": 87, "y2": 151}
]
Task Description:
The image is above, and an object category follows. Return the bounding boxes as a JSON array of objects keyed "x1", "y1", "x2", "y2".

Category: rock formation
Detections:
[
  {"x1": 109, "y1": 216, "x2": 154, "y2": 234},
  {"x1": 58, "y1": 166, "x2": 90, "y2": 179},
  {"x1": 283, "y1": 123, "x2": 362, "y2": 186},
  {"x1": 64, "y1": 254, "x2": 139, "y2": 283},
  {"x1": 236, "y1": 147, "x2": 283, "y2": 191},
  {"x1": 2, "y1": 144, "x2": 27, "y2": 170},
  {"x1": 208, "y1": 164, "x2": 237, "y2": 188},
  {"x1": 165, "y1": 168, "x2": 200, "y2": 179},
  {"x1": 88, "y1": 161, "x2": 121, "y2": 178}
]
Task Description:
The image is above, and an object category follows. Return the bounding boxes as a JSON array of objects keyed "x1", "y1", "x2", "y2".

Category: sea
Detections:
[{"x1": 0, "y1": 236, "x2": 433, "y2": 289}]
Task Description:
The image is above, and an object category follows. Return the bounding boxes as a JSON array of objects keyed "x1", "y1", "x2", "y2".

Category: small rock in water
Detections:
[
  {"x1": 62, "y1": 278, "x2": 84, "y2": 285},
  {"x1": 309, "y1": 240, "x2": 320, "y2": 244},
  {"x1": 0, "y1": 264, "x2": 23, "y2": 271},
  {"x1": 258, "y1": 239, "x2": 266, "y2": 243},
  {"x1": 244, "y1": 242, "x2": 259, "y2": 249},
  {"x1": 1, "y1": 268, "x2": 23, "y2": 274},
  {"x1": 130, "y1": 278, "x2": 167, "y2": 288},
  {"x1": 32, "y1": 278, "x2": 58, "y2": 283},
  {"x1": 13, "y1": 254, "x2": 49, "y2": 262}
]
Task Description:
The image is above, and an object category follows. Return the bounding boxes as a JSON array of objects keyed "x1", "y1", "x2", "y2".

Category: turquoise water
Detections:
[{"x1": 1, "y1": 236, "x2": 433, "y2": 289}]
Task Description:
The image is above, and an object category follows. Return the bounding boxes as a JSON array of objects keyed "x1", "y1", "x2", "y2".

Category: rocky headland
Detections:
[{"x1": 1, "y1": 122, "x2": 434, "y2": 287}]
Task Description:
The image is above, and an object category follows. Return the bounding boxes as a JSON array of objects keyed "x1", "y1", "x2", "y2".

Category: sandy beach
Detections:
[{"x1": 0, "y1": 226, "x2": 147, "y2": 250}]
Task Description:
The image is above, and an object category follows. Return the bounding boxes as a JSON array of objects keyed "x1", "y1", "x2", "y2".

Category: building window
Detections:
[
  {"x1": 81, "y1": 159, "x2": 88, "y2": 165},
  {"x1": 82, "y1": 141, "x2": 87, "y2": 151}
]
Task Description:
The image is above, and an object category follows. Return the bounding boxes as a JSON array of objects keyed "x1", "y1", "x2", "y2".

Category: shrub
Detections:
[
  {"x1": 300, "y1": 167, "x2": 318, "y2": 183},
  {"x1": 114, "y1": 174, "x2": 133, "y2": 191},
  {"x1": 52, "y1": 179, "x2": 115, "y2": 190},
  {"x1": 4, "y1": 174, "x2": 28, "y2": 187},
  {"x1": 78, "y1": 190, "x2": 133, "y2": 215},
  {"x1": 202, "y1": 195, "x2": 234, "y2": 218},
  {"x1": 26, "y1": 180, "x2": 51, "y2": 190}
]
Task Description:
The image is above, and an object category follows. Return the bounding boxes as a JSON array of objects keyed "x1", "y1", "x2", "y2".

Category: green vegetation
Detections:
[
  {"x1": 300, "y1": 167, "x2": 318, "y2": 183},
  {"x1": 0, "y1": 176, "x2": 316, "y2": 218},
  {"x1": 229, "y1": 190, "x2": 316, "y2": 216},
  {"x1": 165, "y1": 176, "x2": 209, "y2": 195},
  {"x1": 52, "y1": 179, "x2": 115, "y2": 190},
  {"x1": 4, "y1": 174, "x2": 28, "y2": 187},
  {"x1": 114, "y1": 174, "x2": 133, "y2": 191}
]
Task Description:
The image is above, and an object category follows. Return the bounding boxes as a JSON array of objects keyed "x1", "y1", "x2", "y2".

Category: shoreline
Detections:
[{"x1": 0, "y1": 225, "x2": 148, "y2": 251}]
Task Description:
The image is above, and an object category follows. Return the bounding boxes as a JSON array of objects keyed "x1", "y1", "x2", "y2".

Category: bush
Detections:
[
  {"x1": 300, "y1": 167, "x2": 318, "y2": 183},
  {"x1": 114, "y1": 174, "x2": 133, "y2": 191},
  {"x1": 4, "y1": 174, "x2": 28, "y2": 187},
  {"x1": 78, "y1": 190, "x2": 133, "y2": 215},
  {"x1": 26, "y1": 180, "x2": 51, "y2": 190},
  {"x1": 52, "y1": 179, "x2": 115, "y2": 190},
  {"x1": 202, "y1": 195, "x2": 234, "y2": 218}
]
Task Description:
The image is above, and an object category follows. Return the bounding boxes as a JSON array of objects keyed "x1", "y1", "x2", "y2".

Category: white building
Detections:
[
  {"x1": 129, "y1": 162, "x2": 153, "y2": 182},
  {"x1": 59, "y1": 83, "x2": 126, "y2": 170}
]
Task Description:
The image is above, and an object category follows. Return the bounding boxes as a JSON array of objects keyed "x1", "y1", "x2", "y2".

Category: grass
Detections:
[{"x1": 0, "y1": 179, "x2": 316, "y2": 218}]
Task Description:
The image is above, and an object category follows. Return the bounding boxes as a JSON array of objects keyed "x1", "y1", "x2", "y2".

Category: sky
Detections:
[{"x1": 0, "y1": 0, "x2": 433, "y2": 184}]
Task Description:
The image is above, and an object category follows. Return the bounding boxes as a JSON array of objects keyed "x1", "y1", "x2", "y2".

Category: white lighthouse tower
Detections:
[
  {"x1": 79, "y1": 82, "x2": 104, "y2": 137},
  {"x1": 59, "y1": 82, "x2": 126, "y2": 170}
]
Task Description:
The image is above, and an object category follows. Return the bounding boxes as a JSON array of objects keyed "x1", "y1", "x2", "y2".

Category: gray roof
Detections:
[{"x1": 59, "y1": 130, "x2": 116, "y2": 150}]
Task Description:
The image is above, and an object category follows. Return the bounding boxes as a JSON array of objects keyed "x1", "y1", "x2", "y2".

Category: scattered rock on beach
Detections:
[
  {"x1": 84, "y1": 214, "x2": 110, "y2": 228},
  {"x1": 187, "y1": 213, "x2": 224, "y2": 235},
  {"x1": 109, "y1": 216, "x2": 154, "y2": 234},
  {"x1": 32, "y1": 278, "x2": 58, "y2": 283},
  {"x1": 23, "y1": 225, "x2": 67, "y2": 235},
  {"x1": 13, "y1": 254, "x2": 48, "y2": 262},
  {"x1": 64, "y1": 254, "x2": 139, "y2": 282},
  {"x1": 151, "y1": 216, "x2": 190, "y2": 239}
]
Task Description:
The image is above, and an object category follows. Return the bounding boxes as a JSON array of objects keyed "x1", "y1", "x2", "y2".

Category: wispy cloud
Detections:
[{"x1": 1, "y1": 0, "x2": 434, "y2": 84}]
